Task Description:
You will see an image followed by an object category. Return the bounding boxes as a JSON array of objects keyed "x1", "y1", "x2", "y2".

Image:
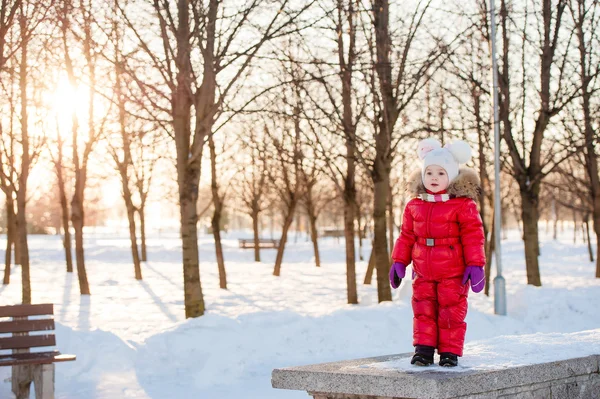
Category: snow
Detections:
[
  {"x1": 1, "y1": 228, "x2": 599, "y2": 398},
  {"x1": 367, "y1": 329, "x2": 600, "y2": 373}
]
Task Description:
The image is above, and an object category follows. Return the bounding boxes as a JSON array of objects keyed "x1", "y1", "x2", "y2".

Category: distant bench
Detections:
[
  {"x1": 238, "y1": 238, "x2": 280, "y2": 249},
  {"x1": 272, "y1": 353, "x2": 600, "y2": 399},
  {"x1": 321, "y1": 229, "x2": 345, "y2": 238},
  {"x1": 0, "y1": 303, "x2": 76, "y2": 399}
]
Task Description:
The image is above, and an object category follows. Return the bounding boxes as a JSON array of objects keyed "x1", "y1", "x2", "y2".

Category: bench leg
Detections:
[
  {"x1": 12, "y1": 365, "x2": 33, "y2": 399},
  {"x1": 33, "y1": 364, "x2": 55, "y2": 399}
]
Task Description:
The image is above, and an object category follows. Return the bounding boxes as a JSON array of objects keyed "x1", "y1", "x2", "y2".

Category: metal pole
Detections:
[{"x1": 489, "y1": 0, "x2": 506, "y2": 315}]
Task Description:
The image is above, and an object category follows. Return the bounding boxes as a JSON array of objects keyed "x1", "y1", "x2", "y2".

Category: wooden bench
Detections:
[
  {"x1": 238, "y1": 238, "x2": 280, "y2": 249},
  {"x1": 321, "y1": 229, "x2": 345, "y2": 238},
  {"x1": 0, "y1": 303, "x2": 76, "y2": 399}
]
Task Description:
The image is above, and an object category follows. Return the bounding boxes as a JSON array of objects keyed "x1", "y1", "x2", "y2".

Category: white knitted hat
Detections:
[{"x1": 417, "y1": 138, "x2": 472, "y2": 182}]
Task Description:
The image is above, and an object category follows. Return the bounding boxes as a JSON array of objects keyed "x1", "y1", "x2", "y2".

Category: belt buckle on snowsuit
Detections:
[{"x1": 426, "y1": 238, "x2": 434, "y2": 246}]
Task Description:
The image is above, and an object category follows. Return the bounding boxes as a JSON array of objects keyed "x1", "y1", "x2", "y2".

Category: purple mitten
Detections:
[
  {"x1": 389, "y1": 262, "x2": 406, "y2": 289},
  {"x1": 462, "y1": 266, "x2": 485, "y2": 293}
]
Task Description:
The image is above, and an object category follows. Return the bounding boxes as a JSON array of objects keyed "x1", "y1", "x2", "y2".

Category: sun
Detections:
[{"x1": 49, "y1": 74, "x2": 89, "y2": 138}]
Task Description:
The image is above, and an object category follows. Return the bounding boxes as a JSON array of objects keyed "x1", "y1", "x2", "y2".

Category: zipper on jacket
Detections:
[{"x1": 425, "y1": 202, "x2": 434, "y2": 278}]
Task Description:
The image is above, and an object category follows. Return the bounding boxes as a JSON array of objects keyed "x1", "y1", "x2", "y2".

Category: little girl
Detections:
[{"x1": 389, "y1": 138, "x2": 486, "y2": 367}]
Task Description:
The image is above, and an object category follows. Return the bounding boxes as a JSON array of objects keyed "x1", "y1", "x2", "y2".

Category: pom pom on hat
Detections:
[
  {"x1": 444, "y1": 140, "x2": 472, "y2": 164},
  {"x1": 417, "y1": 138, "x2": 442, "y2": 160},
  {"x1": 418, "y1": 138, "x2": 473, "y2": 183}
]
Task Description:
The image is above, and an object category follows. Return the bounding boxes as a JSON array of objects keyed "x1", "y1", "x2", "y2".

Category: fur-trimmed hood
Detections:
[{"x1": 406, "y1": 167, "x2": 481, "y2": 200}]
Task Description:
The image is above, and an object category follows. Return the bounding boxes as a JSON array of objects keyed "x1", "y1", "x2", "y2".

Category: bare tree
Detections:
[
  {"x1": 299, "y1": 0, "x2": 366, "y2": 303},
  {"x1": 134, "y1": 135, "x2": 160, "y2": 262},
  {"x1": 262, "y1": 58, "x2": 308, "y2": 277},
  {"x1": 14, "y1": 3, "x2": 31, "y2": 303},
  {"x1": 301, "y1": 157, "x2": 334, "y2": 268},
  {"x1": 265, "y1": 111, "x2": 304, "y2": 276},
  {"x1": 497, "y1": 0, "x2": 580, "y2": 286},
  {"x1": 367, "y1": 0, "x2": 448, "y2": 301},
  {"x1": 570, "y1": 0, "x2": 600, "y2": 277},
  {"x1": 0, "y1": 1, "x2": 25, "y2": 285},
  {"x1": 439, "y1": 0, "x2": 496, "y2": 295},
  {"x1": 112, "y1": 54, "x2": 143, "y2": 279},
  {"x1": 48, "y1": 121, "x2": 74, "y2": 273},
  {"x1": 119, "y1": 0, "x2": 313, "y2": 317},
  {"x1": 237, "y1": 128, "x2": 269, "y2": 262},
  {"x1": 0, "y1": 146, "x2": 18, "y2": 284},
  {"x1": 59, "y1": 0, "x2": 112, "y2": 295},
  {"x1": 0, "y1": 74, "x2": 19, "y2": 284},
  {"x1": 11, "y1": 0, "x2": 51, "y2": 302},
  {"x1": 0, "y1": 0, "x2": 21, "y2": 69},
  {"x1": 105, "y1": 1, "x2": 161, "y2": 277},
  {"x1": 208, "y1": 133, "x2": 229, "y2": 289}
]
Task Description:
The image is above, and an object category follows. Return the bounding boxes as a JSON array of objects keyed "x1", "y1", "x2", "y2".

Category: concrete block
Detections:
[{"x1": 271, "y1": 354, "x2": 600, "y2": 399}]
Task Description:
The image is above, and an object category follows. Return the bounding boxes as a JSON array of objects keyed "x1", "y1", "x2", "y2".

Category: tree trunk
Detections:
[
  {"x1": 595, "y1": 215, "x2": 600, "y2": 278},
  {"x1": 56, "y1": 159, "x2": 73, "y2": 273},
  {"x1": 273, "y1": 205, "x2": 296, "y2": 277},
  {"x1": 179, "y1": 178, "x2": 205, "y2": 317},
  {"x1": 484, "y1": 214, "x2": 495, "y2": 297},
  {"x1": 252, "y1": 208, "x2": 260, "y2": 262},
  {"x1": 344, "y1": 194, "x2": 357, "y2": 303},
  {"x1": 373, "y1": 164, "x2": 392, "y2": 302},
  {"x1": 475, "y1": 82, "x2": 491, "y2": 296},
  {"x1": 363, "y1": 249, "x2": 375, "y2": 285},
  {"x1": 294, "y1": 213, "x2": 300, "y2": 244},
  {"x1": 139, "y1": 208, "x2": 147, "y2": 262},
  {"x1": 371, "y1": 0, "x2": 396, "y2": 303},
  {"x1": 13, "y1": 212, "x2": 21, "y2": 266},
  {"x1": 17, "y1": 11, "x2": 31, "y2": 304},
  {"x1": 171, "y1": 0, "x2": 208, "y2": 318},
  {"x1": 591, "y1": 202, "x2": 600, "y2": 275},
  {"x1": 308, "y1": 212, "x2": 321, "y2": 267},
  {"x1": 593, "y1": 200, "x2": 600, "y2": 277},
  {"x1": 573, "y1": 209, "x2": 577, "y2": 244},
  {"x1": 71, "y1": 199, "x2": 90, "y2": 295},
  {"x1": 520, "y1": 188, "x2": 542, "y2": 286},
  {"x1": 16, "y1": 202, "x2": 30, "y2": 304},
  {"x1": 125, "y1": 201, "x2": 142, "y2": 280},
  {"x1": 211, "y1": 209, "x2": 226, "y2": 289},
  {"x1": 3, "y1": 198, "x2": 15, "y2": 284},
  {"x1": 552, "y1": 198, "x2": 558, "y2": 240},
  {"x1": 209, "y1": 135, "x2": 227, "y2": 289},
  {"x1": 596, "y1": 235, "x2": 600, "y2": 278},
  {"x1": 357, "y1": 209, "x2": 364, "y2": 261},
  {"x1": 583, "y1": 214, "x2": 593, "y2": 262},
  {"x1": 3, "y1": 234, "x2": 11, "y2": 285},
  {"x1": 305, "y1": 185, "x2": 321, "y2": 267},
  {"x1": 387, "y1": 180, "x2": 394, "y2": 255}
]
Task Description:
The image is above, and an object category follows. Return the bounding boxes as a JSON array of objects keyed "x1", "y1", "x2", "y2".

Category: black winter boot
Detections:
[
  {"x1": 439, "y1": 352, "x2": 458, "y2": 367},
  {"x1": 410, "y1": 345, "x2": 435, "y2": 366}
]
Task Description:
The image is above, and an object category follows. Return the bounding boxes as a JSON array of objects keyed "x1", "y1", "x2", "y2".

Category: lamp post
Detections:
[{"x1": 489, "y1": 0, "x2": 506, "y2": 315}]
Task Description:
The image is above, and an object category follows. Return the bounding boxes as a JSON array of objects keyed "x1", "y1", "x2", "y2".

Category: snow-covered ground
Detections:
[{"x1": 1, "y1": 228, "x2": 599, "y2": 398}]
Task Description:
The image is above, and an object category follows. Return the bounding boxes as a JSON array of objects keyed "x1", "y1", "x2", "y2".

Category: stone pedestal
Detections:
[{"x1": 271, "y1": 353, "x2": 600, "y2": 399}]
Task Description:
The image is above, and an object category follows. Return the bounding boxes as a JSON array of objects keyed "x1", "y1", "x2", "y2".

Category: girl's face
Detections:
[{"x1": 423, "y1": 165, "x2": 449, "y2": 193}]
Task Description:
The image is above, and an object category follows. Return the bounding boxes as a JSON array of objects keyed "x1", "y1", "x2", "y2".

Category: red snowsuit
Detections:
[{"x1": 391, "y1": 169, "x2": 485, "y2": 356}]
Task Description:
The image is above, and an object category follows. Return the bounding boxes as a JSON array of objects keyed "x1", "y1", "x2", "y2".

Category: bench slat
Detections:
[
  {"x1": 0, "y1": 334, "x2": 56, "y2": 350},
  {"x1": 239, "y1": 239, "x2": 280, "y2": 249},
  {"x1": 0, "y1": 304, "x2": 53, "y2": 318},
  {"x1": 0, "y1": 351, "x2": 76, "y2": 367},
  {"x1": 0, "y1": 350, "x2": 59, "y2": 360},
  {"x1": 0, "y1": 319, "x2": 55, "y2": 334}
]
